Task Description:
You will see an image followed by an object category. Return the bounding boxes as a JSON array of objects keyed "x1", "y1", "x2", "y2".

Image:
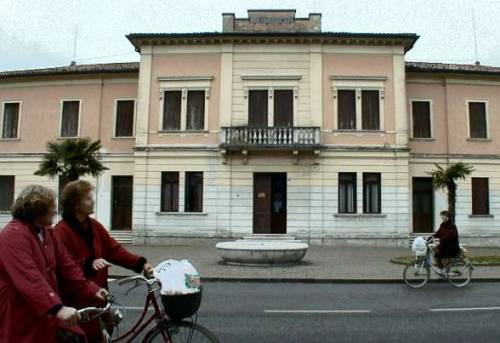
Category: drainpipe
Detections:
[
  {"x1": 95, "y1": 78, "x2": 104, "y2": 224},
  {"x1": 444, "y1": 78, "x2": 450, "y2": 165}
]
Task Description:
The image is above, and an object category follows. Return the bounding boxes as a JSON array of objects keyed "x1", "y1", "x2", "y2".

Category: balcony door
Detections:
[
  {"x1": 253, "y1": 173, "x2": 287, "y2": 234},
  {"x1": 274, "y1": 89, "x2": 293, "y2": 127},
  {"x1": 248, "y1": 90, "x2": 268, "y2": 127}
]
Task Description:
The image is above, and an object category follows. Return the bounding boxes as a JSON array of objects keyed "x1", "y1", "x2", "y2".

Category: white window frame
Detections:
[
  {"x1": 241, "y1": 77, "x2": 300, "y2": 127},
  {"x1": 331, "y1": 76, "x2": 386, "y2": 132},
  {"x1": 113, "y1": 98, "x2": 137, "y2": 138},
  {"x1": 158, "y1": 77, "x2": 212, "y2": 132},
  {"x1": 409, "y1": 99, "x2": 434, "y2": 139},
  {"x1": 0, "y1": 100, "x2": 22, "y2": 140},
  {"x1": 466, "y1": 99, "x2": 490, "y2": 140},
  {"x1": 58, "y1": 99, "x2": 82, "y2": 138}
]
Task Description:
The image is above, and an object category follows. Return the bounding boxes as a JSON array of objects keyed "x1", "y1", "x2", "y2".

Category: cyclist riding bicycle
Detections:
[{"x1": 428, "y1": 210, "x2": 460, "y2": 270}]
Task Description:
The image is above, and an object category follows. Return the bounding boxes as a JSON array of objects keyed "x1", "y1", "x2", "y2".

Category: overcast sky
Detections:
[{"x1": 1, "y1": 0, "x2": 500, "y2": 71}]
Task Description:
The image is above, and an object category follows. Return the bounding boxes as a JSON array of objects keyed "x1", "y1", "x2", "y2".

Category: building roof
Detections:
[
  {"x1": 1, "y1": 61, "x2": 500, "y2": 80},
  {"x1": 406, "y1": 61, "x2": 500, "y2": 76},
  {"x1": 126, "y1": 31, "x2": 419, "y2": 52},
  {"x1": 0, "y1": 62, "x2": 139, "y2": 79}
]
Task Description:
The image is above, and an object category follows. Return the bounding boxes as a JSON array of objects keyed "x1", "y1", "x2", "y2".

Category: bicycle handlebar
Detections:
[
  {"x1": 77, "y1": 302, "x2": 111, "y2": 322},
  {"x1": 118, "y1": 275, "x2": 150, "y2": 286}
]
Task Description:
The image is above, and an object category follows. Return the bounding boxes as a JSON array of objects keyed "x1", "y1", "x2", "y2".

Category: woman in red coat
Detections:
[
  {"x1": 0, "y1": 185, "x2": 107, "y2": 343},
  {"x1": 54, "y1": 180, "x2": 153, "y2": 342}
]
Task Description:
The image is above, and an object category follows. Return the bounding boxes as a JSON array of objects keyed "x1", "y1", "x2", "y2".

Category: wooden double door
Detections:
[
  {"x1": 412, "y1": 177, "x2": 434, "y2": 233},
  {"x1": 111, "y1": 176, "x2": 133, "y2": 231},
  {"x1": 253, "y1": 173, "x2": 287, "y2": 234}
]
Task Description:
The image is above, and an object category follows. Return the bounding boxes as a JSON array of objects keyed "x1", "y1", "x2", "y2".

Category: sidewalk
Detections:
[{"x1": 110, "y1": 245, "x2": 500, "y2": 282}]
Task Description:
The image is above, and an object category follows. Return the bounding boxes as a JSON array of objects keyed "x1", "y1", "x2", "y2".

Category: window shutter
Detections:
[
  {"x1": 161, "y1": 172, "x2": 179, "y2": 212},
  {"x1": 472, "y1": 178, "x2": 489, "y2": 215},
  {"x1": 61, "y1": 101, "x2": 80, "y2": 137}
]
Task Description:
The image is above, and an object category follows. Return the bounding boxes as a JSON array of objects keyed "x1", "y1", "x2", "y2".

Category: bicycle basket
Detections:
[{"x1": 161, "y1": 289, "x2": 202, "y2": 321}]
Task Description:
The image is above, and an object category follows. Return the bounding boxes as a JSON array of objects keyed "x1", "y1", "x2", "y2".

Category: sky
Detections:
[{"x1": 1, "y1": 0, "x2": 500, "y2": 71}]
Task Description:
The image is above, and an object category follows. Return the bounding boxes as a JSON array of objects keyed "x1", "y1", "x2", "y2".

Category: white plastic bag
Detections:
[
  {"x1": 153, "y1": 259, "x2": 201, "y2": 295},
  {"x1": 411, "y1": 236, "x2": 428, "y2": 257}
]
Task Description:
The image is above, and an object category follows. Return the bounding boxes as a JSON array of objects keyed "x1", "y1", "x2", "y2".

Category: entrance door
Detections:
[
  {"x1": 412, "y1": 177, "x2": 434, "y2": 233},
  {"x1": 111, "y1": 176, "x2": 133, "y2": 231},
  {"x1": 253, "y1": 173, "x2": 287, "y2": 234}
]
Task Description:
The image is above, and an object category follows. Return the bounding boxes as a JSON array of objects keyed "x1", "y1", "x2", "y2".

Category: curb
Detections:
[{"x1": 109, "y1": 275, "x2": 500, "y2": 284}]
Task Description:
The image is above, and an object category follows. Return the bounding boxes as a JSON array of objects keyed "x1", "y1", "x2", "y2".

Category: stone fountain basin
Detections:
[{"x1": 216, "y1": 240, "x2": 309, "y2": 265}]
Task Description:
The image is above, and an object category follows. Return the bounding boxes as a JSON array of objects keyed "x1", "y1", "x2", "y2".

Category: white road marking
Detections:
[
  {"x1": 264, "y1": 310, "x2": 371, "y2": 314},
  {"x1": 429, "y1": 306, "x2": 500, "y2": 312}
]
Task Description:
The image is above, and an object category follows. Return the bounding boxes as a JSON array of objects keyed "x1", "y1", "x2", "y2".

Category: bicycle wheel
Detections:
[
  {"x1": 144, "y1": 321, "x2": 220, "y2": 343},
  {"x1": 403, "y1": 258, "x2": 430, "y2": 289},
  {"x1": 446, "y1": 259, "x2": 472, "y2": 288}
]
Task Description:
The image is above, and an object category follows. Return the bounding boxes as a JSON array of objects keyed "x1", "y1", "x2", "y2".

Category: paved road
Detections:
[{"x1": 108, "y1": 281, "x2": 500, "y2": 342}]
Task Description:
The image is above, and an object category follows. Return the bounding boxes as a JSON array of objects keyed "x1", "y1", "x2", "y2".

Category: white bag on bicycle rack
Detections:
[
  {"x1": 153, "y1": 259, "x2": 201, "y2": 295},
  {"x1": 412, "y1": 236, "x2": 428, "y2": 257}
]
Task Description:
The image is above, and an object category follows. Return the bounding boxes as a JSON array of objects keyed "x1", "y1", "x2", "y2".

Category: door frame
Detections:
[{"x1": 252, "y1": 172, "x2": 287, "y2": 234}]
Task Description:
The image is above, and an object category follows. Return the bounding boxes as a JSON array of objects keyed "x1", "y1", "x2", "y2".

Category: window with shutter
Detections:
[
  {"x1": 0, "y1": 176, "x2": 14, "y2": 211},
  {"x1": 339, "y1": 173, "x2": 357, "y2": 213},
  {"x1": 469, "y1": 102, "x2": 487, "y2": 139},
  {"x1": 472, "y1": 177, "x2": 489, "y2": 215},
  {"x1": 2, "y1": 103, "x2": 20, "y2": 139},
  {"x1": 363, "y1": 173, "x2": 381, "y2": 213},
  {"x1": 185, "y1": 172, "x2": 203, "y2": 212},
  {"x1": 361, "y1": 90, "x2": 380, "y2": 130},
  {"x1": 60, "y1": 101, "x2": 80, "y2": 137},
  {"x1": 163, "y1": 91, "x2": 182, "y2": 131},
  {"x1": 412, "y1": 101, "x2": 431, "y2": 138},
  {"x1": 115, "y1": 100, "x2": 135, "y2": 137},
  {"x1": 248, "y1": 90, "x2": 268, "y2": 128},
  {"x1": 338, "y1": 90, "x2": 356, "y2": 130},
  {"x1": 186, "y1": 90, "x2": 205, "y2": 131},
  {"x1": 161, "y1": 172, "x2": 179, "y2": 212},
  {"x1": 274, "y1": 90, "x2": 293, "y2": 127}
]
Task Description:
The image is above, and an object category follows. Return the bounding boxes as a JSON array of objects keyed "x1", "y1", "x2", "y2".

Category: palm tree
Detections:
[
  {"x1": 34, "y1": 138, "x2": 108, "y2": 181},
  {"x1": 428, "y1": 162, "x2": 474, "y2": 224}
]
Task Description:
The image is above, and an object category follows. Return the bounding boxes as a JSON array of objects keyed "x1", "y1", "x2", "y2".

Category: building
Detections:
[{"x1": 1, "y1": 9, "x2": 499, "y2": 246}]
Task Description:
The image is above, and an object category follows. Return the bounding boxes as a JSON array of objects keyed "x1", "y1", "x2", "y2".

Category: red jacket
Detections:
[
  {"x1": 0, "y1": 219, "x2": 100, "y2": 343},
  {"x1": 53, "y1": 217, "x2": 145, "y2": 294}
]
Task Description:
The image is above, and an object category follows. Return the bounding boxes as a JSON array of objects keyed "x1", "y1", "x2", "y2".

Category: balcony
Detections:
[{"x1": 220, "y1": 126, "x2": 321, "y2": 151}]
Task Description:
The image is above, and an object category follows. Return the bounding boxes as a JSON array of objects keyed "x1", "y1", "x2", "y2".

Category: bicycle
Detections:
[
  {"x1": 77, "y1": 275, "x2": 219, "y2": 343},
  {"x1": 403, "y1": 237, "x2": 474, "y2": 289}
]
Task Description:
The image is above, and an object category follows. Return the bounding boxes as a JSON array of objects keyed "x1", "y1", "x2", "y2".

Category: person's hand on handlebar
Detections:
[
  {"x1": 143, "y1": 263, "x2": 154, "y2": 278},
  {"x1": 56, "y1": 306, "x2": 80, "y2": 327},
  {"x1": 95, "y1": 288, "x2": 109, "y2": 302}
]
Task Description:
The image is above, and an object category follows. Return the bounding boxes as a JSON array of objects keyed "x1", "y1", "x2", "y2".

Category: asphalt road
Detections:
[{"x1": 108, "y1": 281, "x2": 500, "y2": 343}]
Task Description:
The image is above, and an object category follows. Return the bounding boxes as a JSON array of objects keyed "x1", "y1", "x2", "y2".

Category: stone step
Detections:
[
  {"x1": 243, "y1": 234, "x2": 296, "y2": 241},
  {"x1": 110, "y1": 231, "x2": 134, "y2": 244}
]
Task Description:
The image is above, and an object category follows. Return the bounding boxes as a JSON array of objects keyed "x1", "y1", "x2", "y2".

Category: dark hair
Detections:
[
  {"x1": 61, "y1": 180, "x2": 94, "y2": 214},
  {"x1": 12, "y1": 185, "x2": 56, "y2": 220},
  {"x1": 440, "y1": 210, "x2": 450, "y2": 216}
]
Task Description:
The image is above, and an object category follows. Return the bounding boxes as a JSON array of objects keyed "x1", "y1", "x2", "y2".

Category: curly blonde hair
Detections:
[{"x1": 11, "y1": 185, "x2": 56, "y2": 220}]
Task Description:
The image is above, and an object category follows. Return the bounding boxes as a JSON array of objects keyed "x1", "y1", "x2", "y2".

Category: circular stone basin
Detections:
[{"x1": 216, "y1": 240, "x2": 309, "y2": 266}]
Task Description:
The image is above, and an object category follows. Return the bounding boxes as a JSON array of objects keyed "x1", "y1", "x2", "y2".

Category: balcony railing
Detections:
[{"x1": 220, "y1": 126, "x2": 321, "y2": 149}]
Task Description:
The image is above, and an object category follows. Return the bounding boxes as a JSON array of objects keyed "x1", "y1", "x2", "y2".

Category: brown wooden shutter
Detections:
[
  {"x1": 362, "y1": 90, "x2": 380, "y2": 130},
  {"x1": 161, "y1": 172, "x2": 179, "y2": 212},
  {"x1": 469, "y1": 102, "x2": 487, "y2": 138},
  {"x1": 274, "y1": 90, "x2": 293, "y2": 127},
  {"x1": 472, "y1": 178, "x2": 489, "y2": 215},
  {"x1": 338, "y1": 90, "x2": 356, "y2": 130},
  {"x1": 163, "y1": 91, "x2": 182, "y2": 130},
  {"x1": 61, "y1": 101, "x2": 80, "y2": 137},
  {"x1": 0, "y1": 175, "x2": 14, "y2": 211},
  {"x1": 115, "y1": 100, "x2": 135, "y2": 137},
  {"x1": 186, "y1": 90, "x2": 205, "y2": 131},
  {"x1": 412, "y1": 101, "x2": 431, "y2": 138},
  {"x1": 248, "y1": 90, "x2": 268, "y2": 128},
  {"x1": 185, "y1": 172, "x2": 203, "y2": 212},
  {"x1": 2, "y1": 103, "x2": 20, "y2": 139}
]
